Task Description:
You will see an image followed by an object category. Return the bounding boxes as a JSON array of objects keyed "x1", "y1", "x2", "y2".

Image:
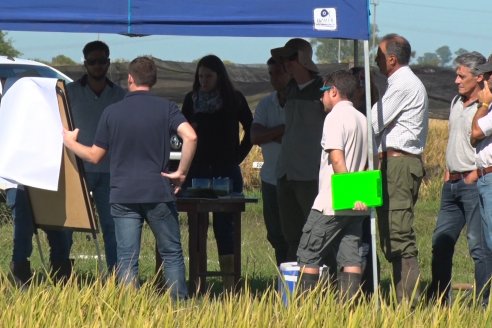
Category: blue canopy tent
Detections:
[
  {"x1": 0, "y1": 1, "x2": 369, "y2": 38},
  {"x1": 0, "y1": 0, "x2": 378, "y2": 294}
]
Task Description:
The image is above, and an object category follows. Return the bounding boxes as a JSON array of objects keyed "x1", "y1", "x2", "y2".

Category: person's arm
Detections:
[
  {"x1": 63, "y1": 128, "x2": 107, "y2": 164},
  {"x1": 443, "y1": 169, "x2": 450, "y2": 182},
  {"x1": 237, "y1": 93, "x2": 253, "y2": 164},
  {"x1": 250, "y1": 123, "x2": 285, "y2": 145},
  {"x1": 464, "y1": 169, "x2": 478, "y2": 185},
  {"x1": 329, "y1": 149, "x2": 347, "y2": 174},
  {"x1": 471, "y1": 82, "x2": 492, "y2": 146},
  {"x1": 161, "y1": 121, "x2": 197, "y2": 194}
]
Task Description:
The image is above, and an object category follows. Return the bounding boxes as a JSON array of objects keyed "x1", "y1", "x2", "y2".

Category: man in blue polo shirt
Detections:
[
  {"x1": 63, "y1": 56, "x2": 197, "y2": 299},
  {"x1": 67, "y1": 40, "x2": 126, "y2": 272}
]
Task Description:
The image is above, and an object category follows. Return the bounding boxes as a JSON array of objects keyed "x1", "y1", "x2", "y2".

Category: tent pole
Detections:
[
  {"x1": 363, "y1": 40, "x2": 379, "y2": 305},
  {"x1": 353, "y1": 40, "x2": 359, "y2": 66}
]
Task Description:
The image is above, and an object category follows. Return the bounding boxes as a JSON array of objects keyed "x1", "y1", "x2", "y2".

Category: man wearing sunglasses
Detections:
[{"x1": 66, "y1": 41, "x2": 126, "y2": 273}]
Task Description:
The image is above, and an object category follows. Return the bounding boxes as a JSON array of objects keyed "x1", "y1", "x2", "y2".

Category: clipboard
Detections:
[{"x1": 331, "y1": 170, "x2": 383, "y2": 210}]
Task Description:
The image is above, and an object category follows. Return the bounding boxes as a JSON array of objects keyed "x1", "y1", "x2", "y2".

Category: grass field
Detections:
[{"x1": 1, "y1": 119, "x2": 491, "y2": 326}]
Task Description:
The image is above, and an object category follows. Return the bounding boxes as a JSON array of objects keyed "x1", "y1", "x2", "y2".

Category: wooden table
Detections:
[{"x1": 155, "y1": 196, "x2": 257, "y2": 295}]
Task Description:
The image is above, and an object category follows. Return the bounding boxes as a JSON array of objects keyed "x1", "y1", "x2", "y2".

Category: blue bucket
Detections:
[{"x1": 278, "y1": 262, "x2": 300, "y2": 305}]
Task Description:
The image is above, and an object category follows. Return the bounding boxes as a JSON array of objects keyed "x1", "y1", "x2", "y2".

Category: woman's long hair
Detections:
[{"x1": 192, "y1": 54, "x2": 237, "y2": 108}]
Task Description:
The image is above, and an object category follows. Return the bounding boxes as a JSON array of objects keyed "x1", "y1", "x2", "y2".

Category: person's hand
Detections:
[
  {"x1": 63, "y1": 128, "x2": 79, "y2": 147},
  {"x1": 161, "y1": 171, "x2": 186, "y2": 194},
  {"x1": 479, "y1": 81, "x2": 492, "y2": 104},
  {"x1": 353, "y1": 201, "x2": 368, "y2": 211}
]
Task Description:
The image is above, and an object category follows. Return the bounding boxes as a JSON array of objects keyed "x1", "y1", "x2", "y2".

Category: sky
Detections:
[{"x1": 4, "y1": 0, "x2": 492, "y2": 65}]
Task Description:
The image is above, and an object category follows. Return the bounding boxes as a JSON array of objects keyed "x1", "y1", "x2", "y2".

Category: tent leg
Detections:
[
  {"x1": 370, "y1": 209, "x2": 379, "y2": 307},
  {"x1": 90, "y1": 232, "x2": 105, "y2": 277}
]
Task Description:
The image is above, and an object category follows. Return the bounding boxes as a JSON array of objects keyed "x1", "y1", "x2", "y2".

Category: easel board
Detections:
[{"x1": 27, "y1": 80, "x2": 97, "y2": 232}]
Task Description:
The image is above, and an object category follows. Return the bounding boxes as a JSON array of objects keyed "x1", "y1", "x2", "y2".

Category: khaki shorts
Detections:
[{"x1": 297, "y1": 209, "x2": 363, "y2": 268}]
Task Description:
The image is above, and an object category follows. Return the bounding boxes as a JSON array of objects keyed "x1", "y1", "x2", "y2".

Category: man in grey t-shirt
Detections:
[
  {"x1": 66, "y1": 41, "x2": 126, "y2": 271},
  {"x1": 428, "y1": 52, "x2": 492, "y2": 305}
]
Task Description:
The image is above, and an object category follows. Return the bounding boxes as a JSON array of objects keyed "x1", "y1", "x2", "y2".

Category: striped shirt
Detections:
[{"x1": 371, "y1": 66, "x2": 429, "y2": 155}]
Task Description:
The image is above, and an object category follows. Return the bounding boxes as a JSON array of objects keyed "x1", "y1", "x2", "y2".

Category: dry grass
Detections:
[{"x1": 420, "y1": 119, "x2": 448, "y2": 201}]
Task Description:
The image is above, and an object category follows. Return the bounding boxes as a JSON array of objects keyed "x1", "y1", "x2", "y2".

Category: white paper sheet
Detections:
[{"x1": 0, "y1": 77, "x2": 62, "y2": 191}]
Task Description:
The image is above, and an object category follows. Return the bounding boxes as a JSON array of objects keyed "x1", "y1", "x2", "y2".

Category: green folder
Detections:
[{"x1": 331, "y1": 170, "x2": 383, "y2": 210}]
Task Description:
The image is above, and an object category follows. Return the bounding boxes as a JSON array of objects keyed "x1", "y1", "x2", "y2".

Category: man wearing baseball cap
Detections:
[
  {"x1": 270, "y1": 38, "x2": 326, "y2": 262},
  {"x1": 470, "y1": 56, "x2": 492, "y2": 304}
]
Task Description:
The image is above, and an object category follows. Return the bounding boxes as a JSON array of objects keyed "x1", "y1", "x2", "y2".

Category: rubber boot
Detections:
[
  {"x1": 298, "y1": 271, "x2": 319, "y2": 293},
  {"x1": 393, "y1": 257, "x2": 420, "y2": 305},
  {"x1": 51, "y1": 259, "x2": 73, "y2": 284},
  {"x1": 338, "y1": 272, "x2": 361, "y2": 302},
  {"x1": 402, "y1": 257, "x2": 420, "y2": 305},
  {"x1": 9, "y1": 261, "x2": 32, "y2": 287},
  {"x1": 392, "y1": 258, "x2": 403, "y2": 303},
  {"x1": 219, "y1": 254, "x2": 235, "y2": 292}
]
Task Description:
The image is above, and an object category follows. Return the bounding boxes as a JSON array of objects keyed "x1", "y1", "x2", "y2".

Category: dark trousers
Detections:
[
  {"x1": 261, "y1": 180, "x2": 287, "y2": 265},
  {"x1": 276, "y1": 176, "x2": 318, "y2": 261}
]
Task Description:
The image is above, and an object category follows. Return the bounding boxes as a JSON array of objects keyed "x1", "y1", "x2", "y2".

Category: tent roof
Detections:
[{"x1": 0, "y1": 0, "x2": 370, "y2": 40}]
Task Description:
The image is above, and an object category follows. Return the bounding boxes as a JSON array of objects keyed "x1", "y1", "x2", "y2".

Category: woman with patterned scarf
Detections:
[{"x1": 181, "y1": 54, "x2": 253, "y2": 291}]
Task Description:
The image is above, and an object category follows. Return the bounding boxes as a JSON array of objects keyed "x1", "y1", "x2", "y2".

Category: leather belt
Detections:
[
  {"x1": 478, "y1": 166, "x2": 492, "y2": 177},
  {"x1": 448, "y1": 171, "x2": 472, "y2": 181},
  {"x1": 378, "y1": 148, "x2": 421, "y2": 160}
]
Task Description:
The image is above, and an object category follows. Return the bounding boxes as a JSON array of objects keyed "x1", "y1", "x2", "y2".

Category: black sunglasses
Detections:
[{"x1": 86, "y1": 58, "x2": 109, "y2": 66}]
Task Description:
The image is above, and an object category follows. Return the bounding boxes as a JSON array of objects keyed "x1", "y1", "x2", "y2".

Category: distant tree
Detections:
[
  {"x1": 435, "y1": 46, "x2": 452, "y2": 67},
  {"x1": 0, "y1": 31, "x2": 21, "y2": 57},
  {"x1": 311, "y1": 39, "x2": 357, "y2": 64},
  {"x1": 454, "y1": 48, "x2": 468, "y2": 57},
  {"x1": 311, "y1": 24, "x2": 379, "y2": 64},
  {"x1": 51, "y1": 54, "x2": 76, "y2": 66},
  {"x1": 416, "y1": 52, "x2": 440, "y2": 66}
]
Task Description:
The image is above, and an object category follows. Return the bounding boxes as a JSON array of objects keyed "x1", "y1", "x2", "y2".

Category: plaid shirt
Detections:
[{"x1": 371, "y1": 66, "x2": 429, "y2": 155}]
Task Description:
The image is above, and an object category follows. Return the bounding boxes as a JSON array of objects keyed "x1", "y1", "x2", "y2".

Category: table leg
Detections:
[
  {"x1": 187, "y1": 211, "x2": 199, "y2": 294},
  {"x1": 197, "y1": 212, "x2": 209, "y2": 294},
  {"x1": 233, "y1": 212, "x2": 241, "y2": 288}
]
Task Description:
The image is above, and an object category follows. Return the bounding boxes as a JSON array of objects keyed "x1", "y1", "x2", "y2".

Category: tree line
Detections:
[{"x1": 0, "y1": 30, "x2": 471, "y2": 68}]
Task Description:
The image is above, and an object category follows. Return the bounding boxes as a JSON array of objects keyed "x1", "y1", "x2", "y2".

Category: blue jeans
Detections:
[
  {"x1": 6, "y1": 188, "x2": 72, "y2": 263},
  {"x1": 112, "y1": 202, "x2": 188, "y2": 300},
  {"x1": 430, "y1": 179, "x2": 492, "y2": 303},
  {"x1": 477, "y1": 174, "x2": 492, "y2": 303},
  {"x1": 85, "y1": 172, "x2": 117, "y2": 270}
]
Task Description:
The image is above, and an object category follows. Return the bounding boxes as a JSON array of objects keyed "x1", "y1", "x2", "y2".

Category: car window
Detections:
[{"x1": 0, "y1": 64, "x2": 69, "y2": 82}]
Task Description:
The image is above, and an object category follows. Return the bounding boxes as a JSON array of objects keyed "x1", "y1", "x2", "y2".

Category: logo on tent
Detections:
[{"x1": 313, "y1": 8, "x2": 337, "y2": 31}]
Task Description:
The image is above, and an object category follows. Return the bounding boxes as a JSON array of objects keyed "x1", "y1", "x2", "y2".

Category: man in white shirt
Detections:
[
  {"x1": 372, "y1": 33, "x2": 428, "y2": 303},
  {"x1": 470, "y1": 58, "x2": 492, "y2": 305},
  {"x1": 251, "y1": 57, "x2": 290, "y2": 265},
  {"x1": 297, "y1": 70, "x2": 368, "y2": 299}
]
